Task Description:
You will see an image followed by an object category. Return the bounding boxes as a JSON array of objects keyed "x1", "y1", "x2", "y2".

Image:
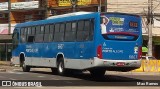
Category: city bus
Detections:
[{"x1": 12, "y1": 12, "x2": 142, "y2": 76}]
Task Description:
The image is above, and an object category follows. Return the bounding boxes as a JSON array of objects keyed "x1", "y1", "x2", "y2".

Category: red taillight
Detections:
[
  {"x1": 97, "y1": 45, "x2": 102, "y2": 59},
  {"x1": 138, "y1": 46, "x2": 142, "y2": 59}
]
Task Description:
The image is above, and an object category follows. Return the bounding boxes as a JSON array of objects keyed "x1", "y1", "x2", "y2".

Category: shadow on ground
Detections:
[{"x1": 30, "y1": 70, "x2": 142, "y2": 82}]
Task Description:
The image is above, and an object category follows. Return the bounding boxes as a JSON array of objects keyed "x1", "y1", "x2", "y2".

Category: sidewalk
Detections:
[
  {"x1": 0, "y1": 61, "x2": 21, "y2": 72},
  {"x1": 0, "y1": 61, "x2": 11, "y2": 66}
]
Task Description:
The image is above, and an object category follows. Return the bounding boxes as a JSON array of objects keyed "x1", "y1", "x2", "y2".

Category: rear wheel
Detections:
[{"x1": 22, "y1": 61, "x2": 30, "y2": 72}]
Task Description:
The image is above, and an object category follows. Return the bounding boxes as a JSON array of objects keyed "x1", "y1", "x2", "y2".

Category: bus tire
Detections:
[
  {"x1": 89, "y1": 69, "x2": 106, "y2": 77},
  {"x1": 57, "y1": 58, "x2": 65, "y2": 75},
  {"x1": 22, "y1": 61, "x2": 30, "y2": 72}
]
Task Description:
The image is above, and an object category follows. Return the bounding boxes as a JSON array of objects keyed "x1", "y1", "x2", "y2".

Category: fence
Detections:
[{"x1": 132, "y1": 59, "x2": 160, "y2": 72}]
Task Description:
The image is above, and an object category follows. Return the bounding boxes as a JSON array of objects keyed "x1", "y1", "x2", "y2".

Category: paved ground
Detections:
[{"x1": 0, "y1": 61, "x2": 160, "y2": 89}]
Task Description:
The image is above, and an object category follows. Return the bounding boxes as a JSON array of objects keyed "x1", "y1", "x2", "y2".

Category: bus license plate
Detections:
[{"x1": 116, "y1": 62, "x2": 125, "y2": 66}]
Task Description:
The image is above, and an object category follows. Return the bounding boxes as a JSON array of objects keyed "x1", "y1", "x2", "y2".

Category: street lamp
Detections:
[{"x1": 71, "y1": 0, "x2": 78, "y2": 12}]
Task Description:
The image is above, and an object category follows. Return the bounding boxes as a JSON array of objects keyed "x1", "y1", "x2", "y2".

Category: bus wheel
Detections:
[
  {"x1": 22, "y1": 61, "x2": 30, "y2": 72},
  {"x1": 89, "y1": 69, "x2": 106, "y2": 77},
  {"x1": 57, "y1": 58, "x2": 65, "y2": 75}
]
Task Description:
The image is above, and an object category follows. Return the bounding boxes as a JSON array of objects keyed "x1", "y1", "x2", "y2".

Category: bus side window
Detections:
[
  {"x1": 35, "y1": 25, "x2": 44, "y2": 42},
  {"x1": 77, "y1": 20, "x2": 84, "y2": 41},
  {"x1": 89, "y1": 19, "x2": 94, "y2": 41},
  {"x1": 44, "y1": 25, "x2": 50, "y2": 42},
  {"x1": 54, "y1": 23, "x2": 65, "y2": 42},
  {"x1": 77, "y1": 20, "x2": 90, "y2": 41},
  {"x1": 64, "y1": 22, "x2": 76, "y2": 41},
  {"x1": 20, "y1": 28, "x2": 26, "y2": 43},
  {"x1": 50, "y1": 24, "x2": 54, "y2": 41},
  {"x1": 27, "y1": 27, "x2": 34, "y2": 43},
  {"x1": 28, "y1": 36, "x2": 34, "y2": 43},
  {"x1": 84, "y1": 20, "x2": 90, "y2": 41}
]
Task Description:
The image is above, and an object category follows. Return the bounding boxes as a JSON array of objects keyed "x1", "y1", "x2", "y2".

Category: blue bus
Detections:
[{"x1": 12, "y1": 12, "x2": 142, "y2": 76}]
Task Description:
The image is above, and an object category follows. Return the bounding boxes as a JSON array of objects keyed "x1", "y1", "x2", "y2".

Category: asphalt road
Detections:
[{"x1": 0, "y1": 68, "x2": 159, "y2": 89}]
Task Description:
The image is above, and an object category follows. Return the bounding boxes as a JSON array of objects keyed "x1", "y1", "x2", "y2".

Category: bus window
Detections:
[
  {"x1": 54, "y1": 23, "x2": 64, "y2": 42},
  {"x1": 31, "y1": 26, "x2": 36, "y2": 35},
  {"x1": 72, "y1": 22, "x2": 76, "y2": 31},
  {"x1": 44, "y1": 25, "x2": 50, "y2": 42},
  {"x1": 84, "y1": 20, "x2": 90, "y2": 40},
  {"x1": 89, "y1": 19, "x2": 94, "y2": 40},
  {"x1": 50, "y1": 24, "x2": 54, "y2": 41},
  {"x1": 28, "y1": 27, "x2": 32, "y2": 35},
  {"x1": 64, "y1": 22, "x2": 76, "y2": 41},
  {"x1": 77, "y1": 20, "x2": 90, "y2": 41},
  {"x1": 35, "y1": 25, "x2": 44, "y2": 42},
  {"x1": 20, "y1": 28, "x2": 26, "y2": 43},
  {"x1": 27, "y1": 36, "x2": 34, "y2": 43}
]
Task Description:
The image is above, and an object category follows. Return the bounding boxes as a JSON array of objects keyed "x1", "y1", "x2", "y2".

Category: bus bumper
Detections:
[{"x1": 93, "y1": 57, "x2": 141, "y2": 71}]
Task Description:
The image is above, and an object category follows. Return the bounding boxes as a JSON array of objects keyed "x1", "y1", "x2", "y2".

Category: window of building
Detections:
[{"x1": 25, "y1": 15, "x2": 33, "y2": 22}]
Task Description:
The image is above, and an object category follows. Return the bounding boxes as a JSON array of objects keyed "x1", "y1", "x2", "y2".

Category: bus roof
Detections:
[
  {"x1": 15, "y1": 12, "x2": 98, "y2": 28},
  {"x1": 101, "y1": 12, "x2": 140, "y2": 17},
  {"x1": 46, "y1": 12, "x2": 94, "y2": 19}
]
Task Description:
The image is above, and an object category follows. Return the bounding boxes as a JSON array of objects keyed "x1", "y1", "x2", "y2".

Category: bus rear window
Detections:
[{"x1": 102, "y1": 32, "x2": 138, "y2": 41}]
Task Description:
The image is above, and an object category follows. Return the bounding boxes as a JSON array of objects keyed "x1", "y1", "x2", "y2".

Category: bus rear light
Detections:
[
  {"x1": 97, "y1": 45, "x2": 102, "y2": 59},
  {"x1": 138, "y1": 46, "x2": 142, "y2": 59}
]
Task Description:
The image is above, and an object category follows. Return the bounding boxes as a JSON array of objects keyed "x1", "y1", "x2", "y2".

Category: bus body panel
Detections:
[{"x1": 11, "y1": 12, "x2": 142, "y2": 71}]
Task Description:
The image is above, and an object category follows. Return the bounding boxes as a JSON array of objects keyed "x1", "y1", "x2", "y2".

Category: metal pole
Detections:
[
  {"x1": 105, "y1": 0, "x2": 107, "y2": 12},
  {"x1": 71, "y1": 0, "x2": 77, "y2": 12},
  {"x1": 104, "y1": 0, "x2": 107, "y2": 12},
  {"x1": 5, "y1": 43, "x2": 8, "y2": 61},
  {"x1": 45, "y1": 0, "x2": 49, "y2": 19},
  {"x1": 148, "y1": 0, "x2": 153, "y2": 56},
  {"x1": 98, "y1": 0, "x2": 101, "y2": 12},
  {"x1": 8, "y1": 0, "x2": 11, "y2": 34}
]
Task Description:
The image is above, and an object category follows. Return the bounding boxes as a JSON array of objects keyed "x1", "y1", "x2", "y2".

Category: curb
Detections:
[
  {"x1": 0, "y1": 69, "x2": 6, "y2": 72},
  {"x1": 107, "y1": 71, "x2": 160, "y2": 75}
]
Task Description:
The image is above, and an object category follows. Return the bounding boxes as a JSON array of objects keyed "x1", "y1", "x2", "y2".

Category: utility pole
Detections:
[
  {"x1": 104, "y1": 0, "x2": 107, "y2": 12},
  {"x1": 98, "y1": 0, "x2": 101, "y2": 12},
  {"x1": 148, "y1": 0, "x2": 153, "y2": 56},
  {"x1": 8, "y1": 0, "x2": 11, "y2": 34},
  {"x1": 45, "y1": 0, "x2": 49, "y2": 19},
  {"x1": 71, "y1": 0, "x2": 78, "y2": 12}
]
